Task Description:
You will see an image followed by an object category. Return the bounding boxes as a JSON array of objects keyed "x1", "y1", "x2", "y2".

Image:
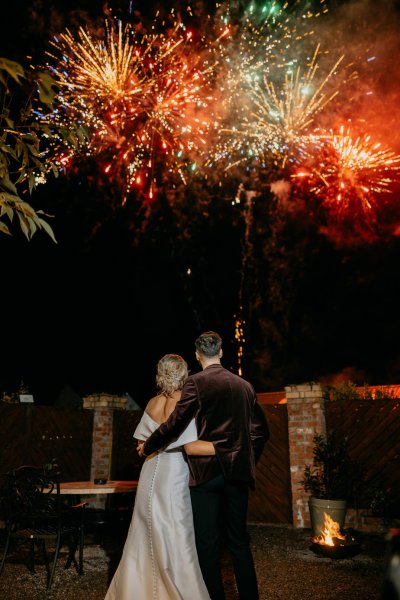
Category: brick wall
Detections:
[
  {"x1": 83, "y1": 393, "x2": 128, "y2": 508},
  {"x1": 285, "y1": 383, "x2": 328, "y2": 528}
]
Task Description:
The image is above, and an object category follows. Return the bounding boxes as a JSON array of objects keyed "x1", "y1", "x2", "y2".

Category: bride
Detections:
[{"x1": 104, "y1": 354, "x2": 213, "y2": 600}]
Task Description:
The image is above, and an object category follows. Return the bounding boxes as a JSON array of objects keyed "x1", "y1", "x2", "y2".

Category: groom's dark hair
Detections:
[{"x1": 195, "y1": 331, "x2": 222, "y2": 357}]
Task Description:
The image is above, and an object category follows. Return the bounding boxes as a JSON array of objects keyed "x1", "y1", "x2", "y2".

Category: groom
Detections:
[{"x1": 139, "y1": 331, "x2": 269, "y2": 599}]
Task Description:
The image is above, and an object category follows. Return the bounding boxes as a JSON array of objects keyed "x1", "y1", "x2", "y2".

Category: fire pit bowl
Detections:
[
  {"x1": 310, "y1": 513, "x2": 362, "y2": 559},
  {"x1": 311, "y1": 538, "x2": 362, "y2": 558},
  {"x1": 311, "y1": 529, "x2": 362, "y2": 558}
]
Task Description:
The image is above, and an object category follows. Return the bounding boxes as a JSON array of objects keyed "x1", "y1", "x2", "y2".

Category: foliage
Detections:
[
  {"x1": 328, "y1": 380, "x2": 361, "y2": 402},
  {"x1": 328, "y1": 380, "x2": 399, "y2": 402},
  {"x1": 0, "y1": 58, "x2": 88, "y2": 240},
  {"x1": 301, "y1": 432, "x2": 364, "y2": 502},
  {"x1": 362, "y1": 482, "x2": 399, "y2": 519}
]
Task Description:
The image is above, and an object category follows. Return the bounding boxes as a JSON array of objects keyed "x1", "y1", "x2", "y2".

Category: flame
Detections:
[{"x1": 316, "y1": 512, "x2": 346, "y2": 546}]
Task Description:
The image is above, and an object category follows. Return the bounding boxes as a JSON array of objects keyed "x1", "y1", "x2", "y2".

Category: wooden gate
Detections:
[
  {"x1": 248, "y1": 404, "x2": 292, "y2": 524},
  {"x1": 327, "y1": 396, "x2": 400, "y2": 509}
]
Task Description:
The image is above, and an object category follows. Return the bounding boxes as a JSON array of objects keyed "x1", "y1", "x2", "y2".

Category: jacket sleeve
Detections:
[
  {"x1": 143, "y1": 377, "x2": 199, "y2": 456},
  {"x1": 251, "y1": 400, "x2": 269, "y2": 464}
]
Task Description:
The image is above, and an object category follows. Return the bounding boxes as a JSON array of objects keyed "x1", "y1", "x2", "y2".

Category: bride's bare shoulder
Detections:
[
  {"x1": 145, "y1": 394, "x2": 165, "y2": 414},
  {"x1": 145, "y1": 391, "x2": 180, "y2": 422}
]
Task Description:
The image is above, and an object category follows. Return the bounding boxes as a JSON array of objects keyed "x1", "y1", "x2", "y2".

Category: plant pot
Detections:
[{"x1": 308, "y1": 497, "x2": 347, "y2": 537}]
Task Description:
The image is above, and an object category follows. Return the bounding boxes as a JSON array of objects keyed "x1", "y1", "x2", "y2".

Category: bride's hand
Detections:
[{"x1": 137, "y1": 441, "x2": 146, "y2": 457}]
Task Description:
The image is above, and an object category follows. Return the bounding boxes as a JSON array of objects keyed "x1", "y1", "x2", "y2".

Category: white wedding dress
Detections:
[{"x1": 104, "y1": 412, "x2": 210, "y2": 600}]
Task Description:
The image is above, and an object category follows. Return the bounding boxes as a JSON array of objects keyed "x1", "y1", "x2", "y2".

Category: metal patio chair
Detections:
[{"x1": 0, "y1": 465, "x2": 86, "y2": 589}]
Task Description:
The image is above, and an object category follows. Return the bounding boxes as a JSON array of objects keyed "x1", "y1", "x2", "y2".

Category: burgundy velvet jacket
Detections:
[{"x1": 143, "y1": 364, "x2": 269, "y2": 489}]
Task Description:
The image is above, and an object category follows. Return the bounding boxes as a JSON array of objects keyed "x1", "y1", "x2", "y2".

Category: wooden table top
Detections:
[{"x1": 59, "y1": 480, "x2": 138, "y2": 495}]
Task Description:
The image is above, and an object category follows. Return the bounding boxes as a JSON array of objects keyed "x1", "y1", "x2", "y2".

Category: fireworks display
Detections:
[
  {"x1": 293, "y1": 126, "x2": 400, "y2": 217},
  {"x1": 247, "y1": 46, "x2": 344, "y2": 156},
  {"x1": 24, "y1": 0, "x2": 400, "y2": 377},
  {"x1": 207, "y1": 0, "x2": 335, "y2": 169},
  {"x1": 218, "y1": 0, "x2": 329, "y2": 89},
  {"x1": 216, "y1": 45, "x2": 345, "y2": 169},
  {"x1": 34, "y1": 0, "x2": 400, "y2": 219},
  {"x1": 43, "y1": 13, "x2": 228, "y2": 201}
]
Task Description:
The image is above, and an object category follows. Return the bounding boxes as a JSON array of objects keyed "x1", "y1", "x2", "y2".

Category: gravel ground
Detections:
[{"x1": 0, "y1": 524, "x2": 390, "y2": 600}]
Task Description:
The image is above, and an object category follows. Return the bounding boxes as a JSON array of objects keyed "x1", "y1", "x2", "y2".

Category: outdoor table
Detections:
[
  {"x1": 54, "y1": 481, "x2": 139, "y2": 552},
  {"x1": 58, "y1": 480, "x2": 138, "y2": 495},
  {"x1": 58, "y1": 481, "x2": 139, "y2": 537},
  {"x1": 57, "y1": 480, "x2": 139, "y2": 513}
]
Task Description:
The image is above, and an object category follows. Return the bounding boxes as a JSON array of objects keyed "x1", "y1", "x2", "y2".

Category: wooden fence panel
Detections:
[
  {"x1": 327, "y1": 398, "x2": 400, "y2": 508},
  {"x1": 0, "y1": 404, "x2": 25, "y2": 474},
  {"x1": 111, "y1": 410, "x2": 144, "y2": 480},
  {"x1": 0, "y1": 403, "x2": 93, "y2": 481},
  {"x1": 248, "y1": 404, "x2": 292, "y2": 524}
]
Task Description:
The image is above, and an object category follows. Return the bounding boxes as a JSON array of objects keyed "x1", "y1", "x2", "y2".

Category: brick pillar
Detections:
[
  {"x1": 83, "y1": 393, "x2": 128, "y2": 508},
  {"x1": 285, "y1": 383, "x2": 328, "y2": 529}
]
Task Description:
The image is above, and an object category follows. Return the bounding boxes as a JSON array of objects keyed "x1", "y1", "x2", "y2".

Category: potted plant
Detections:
[{"x1": 301, "y1": 432, "x2": 363, "y2": 536}]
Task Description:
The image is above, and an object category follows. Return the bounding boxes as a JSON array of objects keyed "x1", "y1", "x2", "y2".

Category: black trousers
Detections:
[{"x1": 190, "y1": 474, "x2": 259, "y2": 600}]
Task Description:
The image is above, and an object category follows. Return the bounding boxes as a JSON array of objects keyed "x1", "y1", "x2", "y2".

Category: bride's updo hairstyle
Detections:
[{"x1": 156, "y1": 354, "x2": 188, "y2": 397}]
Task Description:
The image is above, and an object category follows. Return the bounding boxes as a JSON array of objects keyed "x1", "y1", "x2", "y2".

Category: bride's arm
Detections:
[{"x1": 184, "y1": 440, "x2": 215, "y2": 455}]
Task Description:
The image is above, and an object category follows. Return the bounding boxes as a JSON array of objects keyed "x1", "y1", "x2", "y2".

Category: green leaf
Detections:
[
  {"x1": 17, "y1": 200, "x2": 37, "y2": 218},
  {"x1": 0, "y1": 176, "x2": 18, "y2": 195},
  {"x1": 22, "y1": 145, "x2": 29, "y2": 166},
  {"x1": 0, "y1": 143, "x2": 17, "y2": 159},
  {"x1": 37, "y1": 217, "x2": 57, "y2": 243},
  {"x1": 20, "y1": 133, "x2": 36, "y2": 144},
  {"x1": 0, "y1": 190, "x2": 20, "y2": 204},
  {"x1": 39, "y1": 124, "x2": 52, "y2": 137},
  {"x1": 0, "y1": 220, "x2": 11, "y2": 235},
  {"x1": 0, "y1": 57, "x2": 25, "y2": 83},
  {"x1": 26, "y1": 216, "x2": 37, "y2": 237},
  {"x1": 76, "y1": 125, "x2": 90, "y2": 144},
  {"x1": 63, "y1": 128, "x2": 75, "y2": 144},
  {"x1": 0, "y1": 199, "x2": 15, "y2": 222},
  {"x1": 28, "y1": 173, "x2": 36, "y2": 194},
  {"x1": 36, "y1": 71, "x2": 57, "y2": 108},
  {"x1": 4, "y1": 203, "x2": 14, "y2": 222},
  {"x1": 14, "y1": 171, "x2": 27, "y2": 185},
  {"x1": 17, "y1": 212, "x2": 31, "y2": 240}
]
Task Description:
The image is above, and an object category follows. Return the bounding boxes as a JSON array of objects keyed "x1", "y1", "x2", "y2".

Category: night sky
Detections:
[{"x1": 1, "y1": 0, "x2": 400, "y2": 406}]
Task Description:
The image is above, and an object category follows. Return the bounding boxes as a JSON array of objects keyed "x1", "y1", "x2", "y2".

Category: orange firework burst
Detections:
[
  {"x1": 293, "y1": 126, "x2": 400, "y2": 217},
  {"x1": 44, "y1": 14, "x2": 226, "y2": 201}
]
